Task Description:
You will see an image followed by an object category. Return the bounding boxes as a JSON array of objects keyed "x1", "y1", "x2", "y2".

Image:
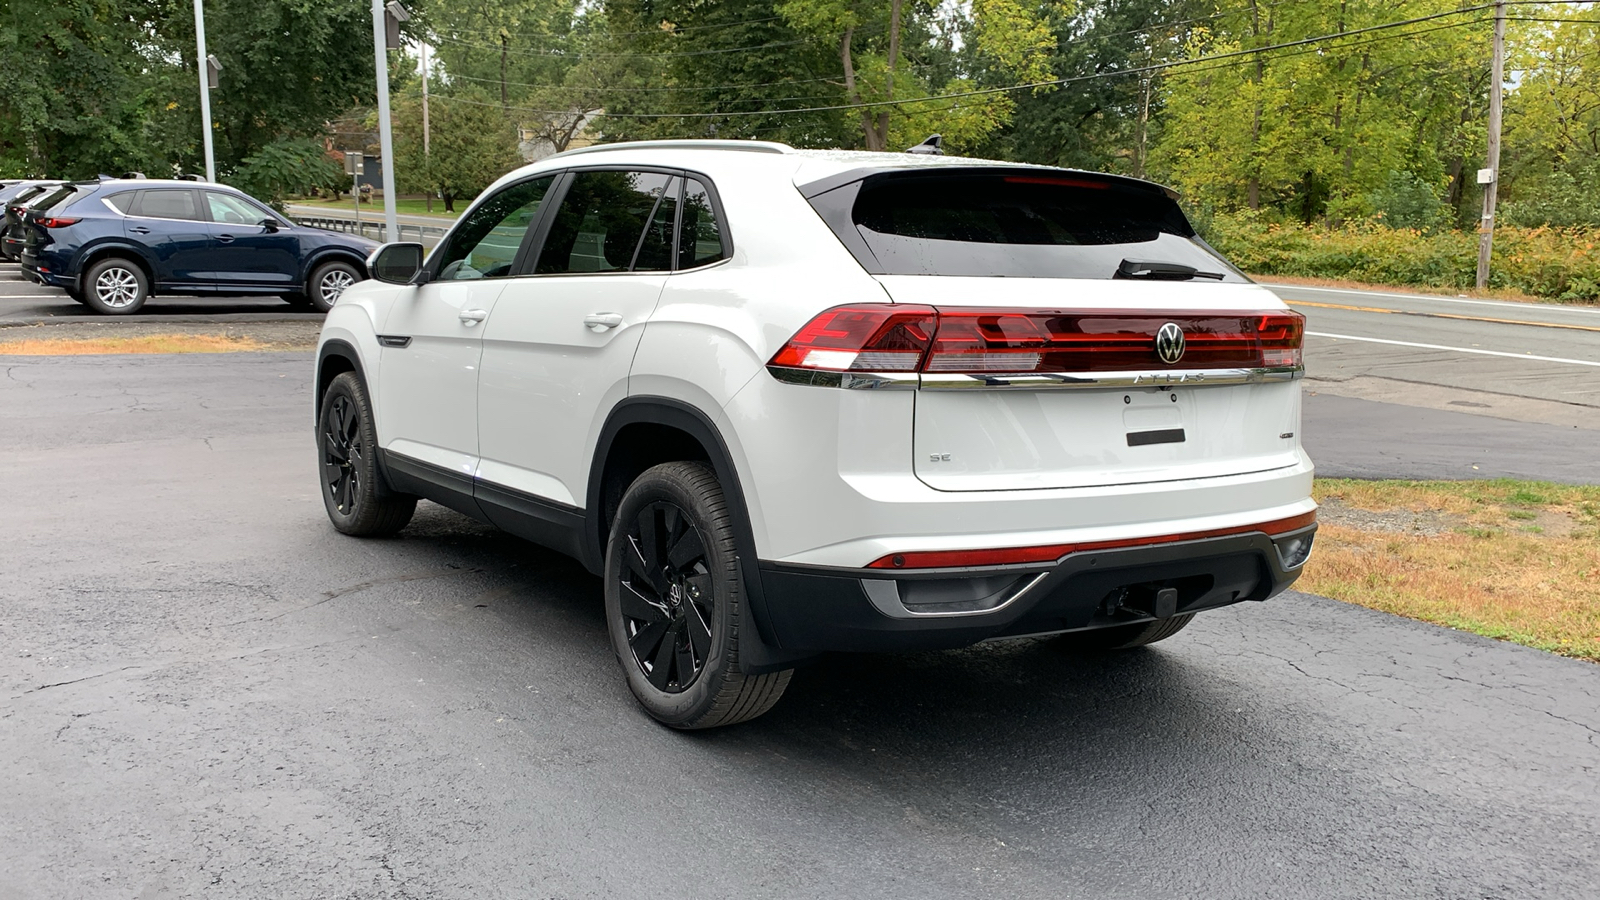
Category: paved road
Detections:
[
  {"x1": 2, "y1": 354, "x2": 1597, "y2": 899},
  {"x1": 1265, "y1": 282, "x2": 1600, "y2": 423}
]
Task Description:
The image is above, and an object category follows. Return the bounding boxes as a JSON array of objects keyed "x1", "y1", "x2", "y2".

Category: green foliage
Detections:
[
  {"x1": 389, "y1": 88, "x2": 523, "y2": 211},
  {"x1": 1501, "y1": 168, "x2": 1600, "y2": 229},
  {"x1": 1207, "y1": 213, "x2": 1600, "y2": 302},
  {"x1": 229, "y1": 139, "x2": 345, "y2": 208},
  {"x1": 1366, "y1": 171, "x2": 1448, "y2": 233}
]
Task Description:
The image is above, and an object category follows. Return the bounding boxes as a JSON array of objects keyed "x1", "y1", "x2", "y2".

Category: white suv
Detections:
[{"x1": 315, "y1": 140, "x2": 1316, "y2": 728}]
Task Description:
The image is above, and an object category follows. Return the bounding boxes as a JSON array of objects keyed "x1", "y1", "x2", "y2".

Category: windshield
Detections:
[{"x1": 814, "y1": 170, "x2": 1245, "y2": 282}]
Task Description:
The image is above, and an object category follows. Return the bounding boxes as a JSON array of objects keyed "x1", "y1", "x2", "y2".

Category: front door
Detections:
[
  {"x1": 477, "y1": 169, "x2": 679, "y2": 514},
  {"x1": 201, "y1": 191, "x2": 299, "y2": 290},
  {"x1": 375, "y1": 174, "x2": 557, "y2": 496},
  {"x1": 124, "y1": 189, "x2": 213, "y2": 289}
]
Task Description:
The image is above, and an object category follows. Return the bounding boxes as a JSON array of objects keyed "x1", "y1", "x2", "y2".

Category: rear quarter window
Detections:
[{"x1": 811, "y1": 171, "x2": 1245, "y2": 282}]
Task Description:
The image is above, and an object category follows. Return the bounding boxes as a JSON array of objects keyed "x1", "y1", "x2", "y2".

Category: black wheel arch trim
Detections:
[
  {"x1": 587, "y1": 396, "x2": 813, "y2": 674},
  {"x1": 302, "y1": 248, "x2": 370, "y2": 285}
]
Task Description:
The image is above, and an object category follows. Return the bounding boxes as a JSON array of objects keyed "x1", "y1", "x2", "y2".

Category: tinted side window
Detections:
[
  {"x1": 105, "y1": 193, "x2": 137, "y2": 214},
  {"x1": 133, "y1": 190, "x2": 202, "y2": 221},
  {"x1": 632, "y1": 177, "x2": 679, "y2": 273},
  {"x1": 677, "y1": 179, "x2": 727, "y2": 269},
  {"x1": 435, "y1": 176, "x2": 554, "y2": 282},
  {"x1": 535, "y1": 171, "x2": 674, "y2": 275}
]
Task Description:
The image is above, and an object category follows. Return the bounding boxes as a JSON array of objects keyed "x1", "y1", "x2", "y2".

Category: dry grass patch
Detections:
[
  {"x1": 0, "y1": 334, "x2": 267, "y2": 355},
  {"x1": 1302, "y1": 479, "x2": 1600, "y2": 661}
]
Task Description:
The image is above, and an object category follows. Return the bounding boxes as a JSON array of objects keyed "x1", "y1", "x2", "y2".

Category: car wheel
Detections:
[
  {"x1": 605, "y1": 462, "x2": 792, "y2": 729},
  {"x1": 1053, "y1": 613, "x2": 1194, "y2": 652},
  {"x1": 83, "y1": 258, "x2": 148, "y2": 315},
  {"x1": 308, "y1": 261, "x2": 361, "y2": 313},
  {"x1": 317, "y1": 372, "x2": 417, "y2": 536},
  {"x1": 65, "y1": 284, "x2": 86, "y2": 304}
]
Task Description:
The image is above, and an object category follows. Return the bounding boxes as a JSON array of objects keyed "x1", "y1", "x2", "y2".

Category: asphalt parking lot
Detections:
[{"x1": 3, "y1": 348, "x2": 1598, "y2": 898}]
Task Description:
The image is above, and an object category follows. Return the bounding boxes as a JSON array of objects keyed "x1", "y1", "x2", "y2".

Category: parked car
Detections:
[
  {"x1": 18, "y1": 179, "x2": 378, "y2": 314},
  {"x1": 1, "y1": 181, "x2": 64, "y2": 261},
  {"x1": 314, "y1": 140, "x2": 1316, "y2": 728}
]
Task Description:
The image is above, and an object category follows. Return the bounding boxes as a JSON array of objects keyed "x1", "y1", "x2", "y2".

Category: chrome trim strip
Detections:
[
  {"x1": 919, "y1": 366, "x2": 1303, "y2": 390},
  {"x1": 769, "y1": 365, "x2": 1302, "y2": 391}
]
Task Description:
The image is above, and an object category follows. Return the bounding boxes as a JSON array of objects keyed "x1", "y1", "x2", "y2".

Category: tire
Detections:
[
  {"x1": 604, "y1": 462, "x2": 792, "y2": 729},
  {"x1": 1054, "y1": 613, "x2": 1194, "y2": 652},
  {"x1": 82, "y1": 257, "x2": 149, "y2": 315},
  {"x1": 307, "y1": 260, "x2": 361, "y2": 313},
  {"x1": 65, "y1": 285, "x2": 86, "y2": 304},
  {"x1": 317, "y1": 372, "x2": 417, "y2": 536}
]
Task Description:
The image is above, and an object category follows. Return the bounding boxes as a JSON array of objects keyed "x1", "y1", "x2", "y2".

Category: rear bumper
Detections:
[{"x1": 753, "y1": 523, "x2": 1314, "y2": 653}]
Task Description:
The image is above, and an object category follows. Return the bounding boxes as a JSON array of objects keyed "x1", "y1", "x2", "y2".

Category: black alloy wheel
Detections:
[
  {"x1": 323, "y1": 393, "x2": 364, "y2": 516},
  {"x1": 604, "y1": 462, "x2": 792, "y2": 728},
  {"x1": 618, "y1": 500, "x2": 716, "y2": 693},
  {"x1": 316, "y1": 372, "x2": 416, "y2": 536}
]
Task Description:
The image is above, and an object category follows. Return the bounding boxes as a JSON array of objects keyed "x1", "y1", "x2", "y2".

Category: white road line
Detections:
[
  {"x1": 1263, "y1": 283, "x2": 1600, "y2": 316},
  {"x1": 1307, "y1": 330, "x2": 1600, "y2": 368}
]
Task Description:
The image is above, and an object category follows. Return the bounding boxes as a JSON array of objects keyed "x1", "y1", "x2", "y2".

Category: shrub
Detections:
[
  {"x1": 229, "y1": 139, "x2": 345, "y2": 209},
  {"x1": 1206, "y1": 213, "x2": 1600, "y2": 302},
  {"x1": 1366, "y1": 171, "x2": 1448, "y2": 233}
]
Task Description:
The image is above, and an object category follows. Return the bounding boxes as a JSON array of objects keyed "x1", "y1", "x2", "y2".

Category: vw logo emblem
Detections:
[{"x1": 1155, "y1": 322, "x2": 1186, "y2": 365}]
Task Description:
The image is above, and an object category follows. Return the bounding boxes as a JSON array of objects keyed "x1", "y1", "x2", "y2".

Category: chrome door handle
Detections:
[
  {"x1": 583, "y1": 312, "x2": 624, "y2": 331},
  {"x1": 459, "y1": 309, "x2": 488, "y2": 327}
]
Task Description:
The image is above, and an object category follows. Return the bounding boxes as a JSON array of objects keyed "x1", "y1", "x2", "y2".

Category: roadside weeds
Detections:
[{"x1": 1302, "y1": 479, "x2": 1600, "y2": 662}]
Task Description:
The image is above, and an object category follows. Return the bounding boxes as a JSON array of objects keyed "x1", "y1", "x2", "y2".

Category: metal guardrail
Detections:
[{"x1": 292, "y1": 215, "x2": 448, "y2": 248}]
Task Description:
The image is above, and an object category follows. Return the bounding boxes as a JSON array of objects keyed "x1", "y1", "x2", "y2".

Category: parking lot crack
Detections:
[
  {"x1": 18, "y1": 665, "x2": 143, "y2": 698},
  {"x1": 232, "y1": 567, "x2": 481, "y2": 625}
]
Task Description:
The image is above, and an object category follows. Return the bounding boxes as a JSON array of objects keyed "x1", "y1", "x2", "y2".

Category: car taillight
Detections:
[
  {"x1": 766, "y1": 304, "x2": 936, "y2": 372},
  {"x1": 768, "y1": 306, "x2": 1305, "y2": 378},
  {"x1": 36, "y1": 217, "x2": 79, "y2": 228}
]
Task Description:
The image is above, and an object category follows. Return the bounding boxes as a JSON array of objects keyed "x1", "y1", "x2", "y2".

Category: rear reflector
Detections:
[
  {"x1": 768, "y1": 305, "x2": 1304, "y2": 376},
  {"x1": 866, "y1": 511, "x2": 1317, "y2": 569}
]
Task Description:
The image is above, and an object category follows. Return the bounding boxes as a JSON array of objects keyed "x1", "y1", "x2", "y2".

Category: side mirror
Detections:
[
  {"x1": 259, "y1": 217, "x2": 281, "y2": 231},
  {"x1": 369, "y1": 242, "x2": 425, "y2": 285}
]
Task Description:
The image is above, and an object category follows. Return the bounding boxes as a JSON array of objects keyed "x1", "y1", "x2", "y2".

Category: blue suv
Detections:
[{"x1": 19, "y1": 179, "x2": 379, "y2": 315}]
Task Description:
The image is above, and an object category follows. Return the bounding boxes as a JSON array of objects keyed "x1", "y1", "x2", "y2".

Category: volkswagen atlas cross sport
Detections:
[
  {"x1": 19, "y1": 179, "x2": 377, "y2": 314},
  {"x1": 314, "y1": 140, "x2": 1316, "y2": 729}
]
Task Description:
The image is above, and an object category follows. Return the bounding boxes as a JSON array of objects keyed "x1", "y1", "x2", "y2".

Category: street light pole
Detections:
[
  {"x1": 193, "y1": 0, "x2": 216, "y2": 182},
  {"x1": 370, "y1": 0, "x2": 399, "y2": 243},
  {"x1": 1475, "y1": 0, "x2": 1506, "y2": 291}
]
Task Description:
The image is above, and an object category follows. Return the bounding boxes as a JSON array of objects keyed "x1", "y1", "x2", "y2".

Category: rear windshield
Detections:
[
  {"x1": 28, "y1": 185, "x2": 79, "y2": 212},
  {"x1": 814, "y1": 171, "x2": 1244, "y2": 282}
]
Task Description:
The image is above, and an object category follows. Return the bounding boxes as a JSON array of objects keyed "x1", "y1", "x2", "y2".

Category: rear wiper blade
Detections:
[{"x1": 1115, "y1": 258, "x2": 1226, "y2": 281}]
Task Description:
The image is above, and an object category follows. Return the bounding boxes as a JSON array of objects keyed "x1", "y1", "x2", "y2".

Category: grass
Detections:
[
  {"x1": 0, "y1": 334, "x2": 267, "y2": 355},
  {"x1": 288, "y1": 197, "x2": 460, "y2": 219},
  {"x1": 1301, "y1": 479, "x2": 1600, "y2": 662}
]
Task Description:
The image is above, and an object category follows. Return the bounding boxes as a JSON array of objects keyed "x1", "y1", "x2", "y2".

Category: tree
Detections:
[{"x1": 390, "y1": 87, "x2": 522, "y2": 211}]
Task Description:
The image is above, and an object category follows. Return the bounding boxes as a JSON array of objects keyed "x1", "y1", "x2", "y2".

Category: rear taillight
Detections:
[
  {"x1": 767, "y1": 306, "x2": 1305, "y2": 379},
  {"x1": 36, "y1": 217, "x2": 79, "y2": 228},
  {"x1": 766, "y1": 304, "x2": 936, "y2": 373}
]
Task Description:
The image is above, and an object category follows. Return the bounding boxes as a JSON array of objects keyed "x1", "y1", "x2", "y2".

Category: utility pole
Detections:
[
  {"x1": 422, "y1": 42, "x2": 432, "y2": 213},
  {"x1": 193, "y1": 0, "x2": 216, "y2": 182},
  {"x1": 1475, "y1": 0, "x2": 1506, "y2": 291},
  {"x1": 371, "y1": 0, "x2": 400, "y2": 243}
]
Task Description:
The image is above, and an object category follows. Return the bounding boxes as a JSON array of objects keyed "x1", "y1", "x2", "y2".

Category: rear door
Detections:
[
  {"x1": 807, "y1": 169, "x2": 1304, "y2": 492},
  {"x1": 125, "y1": 189, "x2": 214, "y2": 288},
  {"x1": 475, "y1": 169, "x2": 678, "y2": 510}
]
